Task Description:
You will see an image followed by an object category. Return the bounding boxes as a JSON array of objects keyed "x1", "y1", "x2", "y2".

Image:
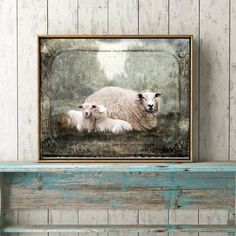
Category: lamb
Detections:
[
  {"x1": 85, "y1": 86, "x2": 161, "y2": 131},
  {"x1": 92, "y1": 105, "x2": 132, "y2": 133},
  {"x1": 67, "y1": 103, "x2": 96, "y2": 132}
]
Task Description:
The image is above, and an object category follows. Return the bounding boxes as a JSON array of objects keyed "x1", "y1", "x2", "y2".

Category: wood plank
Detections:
[
  {"x1": 109, "y1": 0, "x2": 138, "y2": 34},
  {"x1": 109, "y1": 209, "x2": 138, "y2": 236},
  {"x1": 139, "y1": 0, "x2": 168, "y2": 34},
  {"x1": 78, "y1": 0, "x2": 108, "y2": 34},
  {"x1": 169, "y1": 0, "x2": 199, "y2": 161},
  {"x1": 0, "y1": 0, "x2": 17, "y2": 161},
  {"x1": 79, "y1": 209, "x2": 108, "y2": 236},
  {"x1": 2, "y1": 209, "x2": 18, "y2": 236},
  {"x1": 199, "y1": 209, "x2": 229, "y2": 236},
  {"x1": 169, "y1": 209, "x2": 198, "y2": 236},
  {"x1": 2, "y1": 172, "x2": 234, "y2": 210},
  {"x1": 139, "y1": 209, "x2": 168, "y2": 236},
  {"x1": 199, "y1": 0, "x2": 230, "y2": 161},
  {"x1": 1, "y1": 225, "x2": 236, "y2": 233},
  {"x1": 49, "y1": 209, "x2": 78, "y2": 236},
  {"x1": 18, "y1": 209, "x2": 48, "y2": 236},
  {"x1": 48, "y1": 0, "x2": 77, "y2": 34},
  {"x1": 230, "y1": 0, "x2": 236, "y2": 160},
  {"x1": 1, "y1": 162, "x2": 236, "y2": 173},
  {"x1": 0, "y1": 174, "x2": 2, "y2": 236},
  {"x1": 18, "y1": 0, "x2": 47, "y2": 161}
]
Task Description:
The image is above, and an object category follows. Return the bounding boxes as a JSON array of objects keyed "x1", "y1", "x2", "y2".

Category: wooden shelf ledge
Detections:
[
  {"x1": 1, "y1": 225, "x2": 236, "y2": 233},
  {"x1": 1, "y1": 162, "x2": 236, "y2": 173}
]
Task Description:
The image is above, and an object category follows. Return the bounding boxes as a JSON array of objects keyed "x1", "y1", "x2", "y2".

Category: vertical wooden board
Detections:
[
  {"x1": 139, "y1": 0, "x2": 168, "y2": 34},
  {"x1": 79, "y1": 209, "x2": 108, "y2": 236},
  {"x1": 199, "y1": 0, "x2": 229, "y2": 161},
  {"x1": 230, "y1": 0, "x2": 236, "y2": 160},
  {"x1": 109, "y1": 209, "x2": 138, "y2": 236},
  {"x1": 0, "y1": 0, "x2": 17, "y2": 161},
  {"x1": 49, "y1": 209, "x2": 78, "y2": 236},
  {"x1": 109, "y1": 0, "x2": 138, "y2": 34},
  {"x1": 78, "y1": 0, "x2": 108, "y2": 34},
  {"x1": 48, "y1": 0, "x2": 77, "y2": 34},
  {"x1": 199, "y1": 209, "x2": 228, "y2": 236},
  {"x1": 169, "y1": 0, "x2": 199, "y2": 161},
  {"x1": 18, "y1": 209, "x2": 48, "y2": 236},
  {"x1": 169, "y1": 209, "x2": 198, "y2": 236},
  {"x1": 2, "y1": 209, "x2": 18, "y2": 236},
  {"x1": 18, "y1": 0, "x2": 47, "y2": 161},
  {"x1": 139, "y1": 209, "x2": 168, "y2": 236}
]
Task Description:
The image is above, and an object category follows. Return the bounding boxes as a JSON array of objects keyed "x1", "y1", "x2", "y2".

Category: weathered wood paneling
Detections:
[
  {"x1": 49, "y1": 209, "x2": 78, "y2": 236},
  {"x1": 18, "y1": 209, "x2": 48, "y2": 236},
  {"x1": 109, "y1": 209, "x2": 138, "y2": 236},
  {"x1": 139, "y1": 0, "x2": 168, "y2": 34},
  {"x1": 78, "y1": 0, "x2": 108, "y2": 34},
  {"x1": 48, "y1": 0, "x2": 77, "y2": 34},
  {"x1": 199, "y1": 209, "x2": 229, "y2": 236},
  {"x1": 18, "y1": 0, "x2": 47, "y2": 161},
  {"x1": 79, "y1": 209, "x2": 108, "y2": 236},
  {"x1": 109, "y1": 0, "x2": 138, "y2": 34},
  {"x1": 169, "y1": 209, "x2": 198, "y2": 236},
  {"x1": 0, "y1": 0, "x2": 17, "y2": 162},
  {"x1": 230, "y1": 0, "x2": 236, "y2": 160},
  {"x1": 139, "y1": 209, "x2": 168, "y2": 236},
  {"x1": 199, "y1": 0, "x2": 230, "y2": 161}
]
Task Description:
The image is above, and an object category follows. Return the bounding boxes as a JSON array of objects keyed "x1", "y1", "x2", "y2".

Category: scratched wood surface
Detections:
[{"x1": 0, "y1": 0, "x2": 236, "y2": 235}]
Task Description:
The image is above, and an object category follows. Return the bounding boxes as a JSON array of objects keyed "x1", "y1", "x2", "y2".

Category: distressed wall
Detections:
[{"x1": 0, "y1": 0, "x2": 235, "y2": 235}]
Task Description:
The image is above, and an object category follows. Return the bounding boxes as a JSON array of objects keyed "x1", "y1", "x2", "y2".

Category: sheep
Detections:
[
  {"x1": 67, "y1": 103, "x2": 96, "y2": 132},
  {"x1": 92, "y1": 105, "x2": 132, "y2": 133},
  {"x1": 85, "y1": 86, "x2": 161, "y2": 131}
]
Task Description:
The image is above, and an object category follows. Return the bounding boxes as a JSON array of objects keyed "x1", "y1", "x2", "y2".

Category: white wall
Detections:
[{"x1": 0, "y1": 0, "x2": 235, "y2": 235}]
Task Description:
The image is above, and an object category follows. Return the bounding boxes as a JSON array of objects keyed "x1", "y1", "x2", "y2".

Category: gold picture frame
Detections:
[{"x1": 37, "y1": 35, "x2": 193, "y2": 162}]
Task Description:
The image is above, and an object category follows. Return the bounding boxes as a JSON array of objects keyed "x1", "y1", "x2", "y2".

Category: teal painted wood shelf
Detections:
[
  {"x1": 0, "y1": 162, "x2": 236, "y2": 233},
  {"x1": 1, "y1": 161, "x2": 236, "y2": 172}
]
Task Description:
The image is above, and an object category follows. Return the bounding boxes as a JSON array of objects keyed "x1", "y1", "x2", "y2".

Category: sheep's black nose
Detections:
[{"x1": 148, "y1": 104, "x2": 153, "y2": 108}]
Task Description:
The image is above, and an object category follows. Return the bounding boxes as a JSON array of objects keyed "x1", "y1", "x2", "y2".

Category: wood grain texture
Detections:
[
  {"x1": 139, "y1": 0, "x2": 168, "y2": 34},
  {"x1": 2, "y1": 172, "x2": 234, "y2": 210},
  {"x1": 199, "y1": 0, "x2": 230, "y2": 161},
  {"x1": 49, "y1": 209, "x2": 78, "y2": 236},
  {"x1": 230, "y1": 0, "x2": 236, "y2": 160},
  {"x1": 78, "y1": 0, "x2": 108, "y2": 34},
  {"x1": 139, "y1": 209, "x2": 168, "y2": 236},
  {"x1": 109, "y1": 209, "x2": 138, "y2": 236},
  {"x1": 18, "y1": 209, "x2": 48, "y2": 236},
  {"x1": 169, "y1": 209, "x2": 198, "y2": 236},
  {"x1": 79, "y1": 209, "x2": 108, "y2": 236},
  {"x1": 199, "y1": 209, "x2": 229, "y2": 236},
  {"x1": 1, "y1": 225, "x2": 236, "y2": 233},
  {"x1": 169, "y1": 0, "x2": 199, "y2": 162},
  {"x1": 48, "y1": 0, "x2": 77, "y2": 34},
  {"x1": 18, "y1": 0, "x2": 47, "y2": 161},
  {"x1": 0, "y1": 0, "x2": 17, "y2": 161},
  {"x1": 109, "y1": 0, "x2": 138, "y2": 34}
]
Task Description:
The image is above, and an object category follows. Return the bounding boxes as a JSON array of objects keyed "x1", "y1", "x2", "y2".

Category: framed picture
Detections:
[{"x1": 38, "y1": 35, "x2": 193, "y2": 162}]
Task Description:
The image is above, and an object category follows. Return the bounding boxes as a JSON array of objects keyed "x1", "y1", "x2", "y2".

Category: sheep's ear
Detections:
[
  {"x1": 137, "y1": 93, "x2": 144, "y2": 100},
  {"x1": 155, "y1": 92, "x2": 161, "y2": 98},
  {"x1": 78, "y1": 105, "x2": 83, "y2": 110}
]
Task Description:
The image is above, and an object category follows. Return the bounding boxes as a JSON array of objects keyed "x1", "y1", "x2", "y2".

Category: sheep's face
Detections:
[
  {"x1": 92, "y1": 105, "x2": 108, "y2": 120},
  {"x1": 137, "y1": 92, "x2": 161, "y2": 112},
  {"x1": 78, "y1": 103, "x2": 96, "y2": 118}
]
